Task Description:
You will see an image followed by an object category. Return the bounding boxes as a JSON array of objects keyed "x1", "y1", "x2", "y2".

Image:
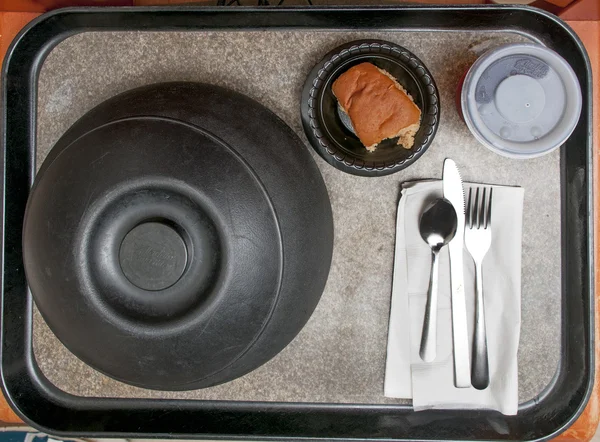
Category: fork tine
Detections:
[
  {"x1": 474, "y1": 187, "x2": 481, "y2": 229},
  {"x1": 466, "y1": 188, "x2": 473, "y2": 228},
  {"x1": 480, "y1": 188, "x2": 487, "y2": 230},
  {"x1": 485, "y1": 187, "x2": 493, "y2": 229}
]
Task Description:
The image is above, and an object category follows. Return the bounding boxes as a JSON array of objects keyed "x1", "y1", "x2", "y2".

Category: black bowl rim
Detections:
[{"x1": 301, "y1": 39, "x2": 440, "y2": 177}]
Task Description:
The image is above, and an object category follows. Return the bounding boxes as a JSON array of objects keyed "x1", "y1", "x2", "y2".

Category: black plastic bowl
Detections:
[{"x1": 301, "y1": 40, "x2": 440, "y2": 177}]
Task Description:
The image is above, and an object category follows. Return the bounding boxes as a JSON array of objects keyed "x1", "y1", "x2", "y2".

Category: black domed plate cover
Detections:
[{"x1": 23, "y1": 82, "x2": 334, "y2": 391}]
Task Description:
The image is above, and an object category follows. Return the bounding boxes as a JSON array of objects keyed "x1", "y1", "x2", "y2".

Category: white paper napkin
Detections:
[{"x1": 384, "y1": 181, "x2": 524, "y2": 416}]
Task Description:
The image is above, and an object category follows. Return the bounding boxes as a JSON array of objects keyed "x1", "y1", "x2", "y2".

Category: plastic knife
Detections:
[{"x1": 442, "y1": 158, "x2": 472, "y2": 388}]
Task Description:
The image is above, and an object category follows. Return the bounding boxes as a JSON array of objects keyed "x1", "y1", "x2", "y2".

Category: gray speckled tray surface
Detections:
[{"x1": 34, "y1": 30, "x2": 560, "y2": 404}]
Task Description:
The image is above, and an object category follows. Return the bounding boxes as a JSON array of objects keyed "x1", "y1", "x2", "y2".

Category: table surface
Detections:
[{"x1": 0, "y1": 2, "x2": 597, "y2": 440}]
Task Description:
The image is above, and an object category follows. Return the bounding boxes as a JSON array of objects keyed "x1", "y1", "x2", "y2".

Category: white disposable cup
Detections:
[{"x1": 461, "y1": 43, "x2": 582, "y2": 159}]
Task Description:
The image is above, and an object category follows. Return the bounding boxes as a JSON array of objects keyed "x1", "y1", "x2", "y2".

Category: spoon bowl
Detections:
[{"x1": 420, "y1": 198, "x2": 458, "y2": 249}]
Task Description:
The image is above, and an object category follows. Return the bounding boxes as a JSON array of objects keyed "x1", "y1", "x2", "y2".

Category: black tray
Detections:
[{"x1": 0, "y1": 5, "x2": 594, "y2": 441}]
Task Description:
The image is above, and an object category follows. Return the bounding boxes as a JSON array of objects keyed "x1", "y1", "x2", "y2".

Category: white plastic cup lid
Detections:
[{"x1": 461, "y1": 43, "x2": 582, "y2": 159}]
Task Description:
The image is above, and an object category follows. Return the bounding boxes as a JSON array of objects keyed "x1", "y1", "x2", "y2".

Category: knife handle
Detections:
[
  {"x1": 450, "y1": 245, "x2": 472, "y2": 388},
  {"x1": 420, "y1": 249, "x2": 439, "y2": 363}
]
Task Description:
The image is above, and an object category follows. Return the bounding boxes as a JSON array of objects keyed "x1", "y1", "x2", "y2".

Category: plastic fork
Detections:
[{"x1": 465, "y1": 187, "x2": 493, "y2": 390}]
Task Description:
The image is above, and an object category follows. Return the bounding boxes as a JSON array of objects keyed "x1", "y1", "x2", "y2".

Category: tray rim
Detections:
[{"x1": 0, "y1": 5, "x2": 594, "y2": 441}]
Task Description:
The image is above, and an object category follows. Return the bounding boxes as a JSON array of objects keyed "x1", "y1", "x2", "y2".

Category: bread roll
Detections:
[{"x1": 332, "y1": 62, "x2": 421, "y2": 151}]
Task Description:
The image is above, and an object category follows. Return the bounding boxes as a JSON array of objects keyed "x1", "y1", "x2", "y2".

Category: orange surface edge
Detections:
[
  {"x1": 560, "y1": 0, "x2": 600, "y2": 21},
  {"x1": 0, "y1": 11, "x2": 40, "y2": 63},
  {"x1": 0, "y1": 7, "x2": 599, "y2": 440}
]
